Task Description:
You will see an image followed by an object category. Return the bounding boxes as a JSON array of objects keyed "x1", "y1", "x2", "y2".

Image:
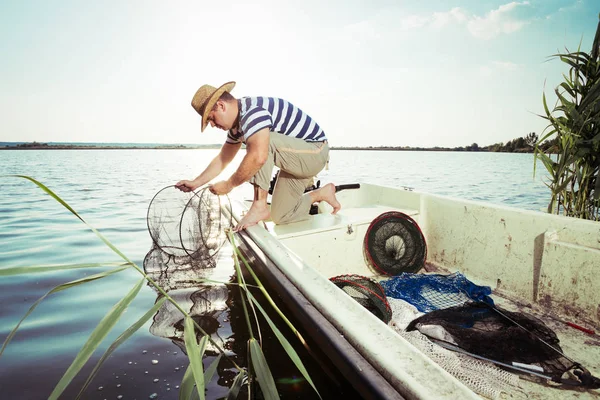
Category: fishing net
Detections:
[
  {"x1": 147, "y1": 186, "x2": 233, "y2": 259},
  {"x1": 143, "y1": 245, "x2": 220, "y2": 292},
  {"x1": 330, "y1": 274, "x2": 392, "y2": 323},
  {"x1": 364, "y1": 211, "x2": 427, "y2": 275},
  {"x1": 406, "y1": 302, "x2": 598, "y2": 387},
  {"x1": 380, "y1": 272, "x2": 494, "y2": 312},
  {"x1": 387, "y1": 298, "x2": 520, "y2": 400}
]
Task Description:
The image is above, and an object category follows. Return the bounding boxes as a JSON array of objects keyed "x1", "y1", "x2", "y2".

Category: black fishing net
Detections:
[
  {"x1": 147, "y1": 186, "x2": 233, "y2": 260},
  {"x1": 405, "y1": 302, "x2": 595, "y2": 385},
  {"x1": 364, "y1": 211, "x2": 427, "y2": 275},
  {"x1": 330, "y1": 274, "x2": 392, "y2": 323}
]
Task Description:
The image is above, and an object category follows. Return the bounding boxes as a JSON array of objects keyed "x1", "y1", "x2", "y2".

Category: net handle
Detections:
[{"x1": 335, "y1": 183, "x2": 360, "y2": 192}]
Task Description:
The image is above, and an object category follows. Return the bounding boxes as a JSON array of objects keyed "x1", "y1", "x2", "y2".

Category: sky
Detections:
[{"x1": 0, "y1": 0, "x2": 598, "y2": 148}]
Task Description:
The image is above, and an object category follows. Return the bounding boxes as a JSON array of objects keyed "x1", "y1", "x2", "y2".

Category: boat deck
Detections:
[{"x1": 269, "y1": 203, "x2": 420, "y2": 239}]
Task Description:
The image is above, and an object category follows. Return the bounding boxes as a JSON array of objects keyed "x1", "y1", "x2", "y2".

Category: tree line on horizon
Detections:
[{"x1": 334, "y1": 131, "x2": 559, "y2": 153}]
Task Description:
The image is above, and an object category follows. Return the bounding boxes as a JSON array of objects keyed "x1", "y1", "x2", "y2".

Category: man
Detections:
[{"x1": 176, "y1": 81, "x2": 340, "y2": 231}]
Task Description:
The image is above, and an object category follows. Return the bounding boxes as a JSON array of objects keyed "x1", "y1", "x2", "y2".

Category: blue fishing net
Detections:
[{"x1": 380, "y1": 272, "x2": 494, "y2": 312}]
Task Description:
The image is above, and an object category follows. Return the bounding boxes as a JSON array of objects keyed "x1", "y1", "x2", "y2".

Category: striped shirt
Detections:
[{"x1": 226, "y1": 97, "x2": 327, "y2": 144}]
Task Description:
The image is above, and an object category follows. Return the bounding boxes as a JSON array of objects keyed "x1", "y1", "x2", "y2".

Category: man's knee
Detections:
[{"x1": 270, "y1": 207, "x2": 288, "y2": 225}]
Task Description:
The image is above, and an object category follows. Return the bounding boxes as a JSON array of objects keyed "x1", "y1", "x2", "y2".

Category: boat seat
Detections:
[{"x1": 270, "y1": 204, "x2": 420, "y2": 239}]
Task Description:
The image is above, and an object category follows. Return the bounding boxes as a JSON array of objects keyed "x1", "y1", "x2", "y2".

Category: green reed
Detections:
[
  {"x1": 0, "y1": 175, "x2": 319, "y2": 399},
  {"x1": 535, "y1": 17, "x2": 600, "y2": 221}
]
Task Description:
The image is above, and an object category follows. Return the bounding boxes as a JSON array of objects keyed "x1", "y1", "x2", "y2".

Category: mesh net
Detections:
[
  {"x1": 406, "y1": 302, "x2": 576, "y2": 383},
  {"x1": 388, "y1": 298, "x2": 520, "y2": 400},
  {"x1": 380, "y1": 272, "x2": 494, "y2": 312},
  {"x1": 364, "y1": 212, "x2": 427, "y2": 275},
  {"x1": 330, "y1": 274, "x2": 392, "y2": 323},
  {"x1": 147, "y1": 186, "x2": 233, "y2": 259}
]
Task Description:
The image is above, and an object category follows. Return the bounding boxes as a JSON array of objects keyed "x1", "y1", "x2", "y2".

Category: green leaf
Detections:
[
  {"x1": 204, "y1": 354, "x2": 222, "y2": 385},
  {"x1": 5, "y1": 175, "x2": 134, "y2": 264},
  {"x1": 184, "y1": 316, "x2": 207, "y2": 400},
  {"x1": 594, "y1": 168, "x2": 600, "y2": 200},
  {"x1": 0, "y1": 262, "x2": 131, "y2": 276},
  {"x1": 49, "y1": 277, "x2": 146, "y2": 400},
  {"x1": 180, "y1": 364, "x2": 196, "y2": 400},
  {"x1": 226, "y1": 370, "x2": 247, "y2": 400},
  {"x1": 247, "y1": 292, "x2": 321, "y2": 399},
  {"x1": 0, "y1": 264, "x2": 131, "y2": 358},
  {"x1": 76, "y1": 296, "x2": 168, "y2": 399},
  {"x1": 249, "y1": 338, "x2": 279, "y2": 400}
]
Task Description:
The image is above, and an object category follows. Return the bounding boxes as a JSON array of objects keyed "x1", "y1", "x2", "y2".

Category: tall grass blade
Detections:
[
  {"x1": 247, "y1": 291, "x2": 321, "y2": 399},
  {"x1": 179, "y1": 355, "x2": 222, "y2": 400},
  {"x1": 49, "y1": 277, "x2": 146, "y2": 400},
  {"x1": 0, "y1": 262, "x2": 131, "y2": 276},
  {"x1": 248, "y1": 338, "x2": 279, "y2": 400},
  {"x1": 75, "y1": 296, "x2": 168, "y2": 399},
  {"x1": 226, "y1": 370, "x2": 247, "y2": 400},
  {"x1": 184, "y1": 316, "x2": 208, "y2": 400},
  {"x1": 179, "y1": 364, "x2": 196, "y2": 400},
  {"x1": 179, "y1": 363, "x2": 196, "y2": 400},
  {"x1": 6, "y1": 175, "x2": 134, "y2": 264},
  {"x1": 0, "y1": 264, "x2": 130, "y2": 358},
  {"x1": 204, "y1": 353, "x2": 222, "y2": 386}
]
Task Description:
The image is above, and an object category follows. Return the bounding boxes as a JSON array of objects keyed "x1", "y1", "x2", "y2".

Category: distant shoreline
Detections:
[
  {"x1": 1, "y1": 142, "x2": 536, "y2": 153},
  {"x1": 0, "y1": 143, "x2": 222, "y2": 150}
]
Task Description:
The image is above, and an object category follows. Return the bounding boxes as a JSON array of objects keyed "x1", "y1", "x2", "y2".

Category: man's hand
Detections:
[
  {"x1": 175, "y1": 180, "x2": 197, "y2": 192},
  {"x1": 209, "y1": 180, "x2": 234, "y2": 195}
]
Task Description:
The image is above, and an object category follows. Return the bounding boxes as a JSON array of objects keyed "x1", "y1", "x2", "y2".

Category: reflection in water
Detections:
[{"x1": 143, "y1": 243, "x2": 249, "y2": 394}]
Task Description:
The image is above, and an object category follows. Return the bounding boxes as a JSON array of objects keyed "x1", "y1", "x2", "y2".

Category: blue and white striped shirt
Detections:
[{"x1": 226, "y1": 97, "x2": 327, "y2": 144}]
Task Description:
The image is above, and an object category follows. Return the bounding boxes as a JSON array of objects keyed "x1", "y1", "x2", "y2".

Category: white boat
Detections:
[{"x1": 229, "y1": 183, "x2": 600, "y2": 400}]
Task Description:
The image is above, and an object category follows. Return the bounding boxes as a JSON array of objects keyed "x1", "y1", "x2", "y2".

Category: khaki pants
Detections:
[{"x1": 250, "y1": 132, "x2": 329, "y2": 224}]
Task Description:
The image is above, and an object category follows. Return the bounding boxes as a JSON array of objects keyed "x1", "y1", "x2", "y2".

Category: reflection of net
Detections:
[
  {"x1": 147, "y1": 186, "x2": 233, "y2": 259},
  {"x1": 406, "y1": 302, "x2": 575, "y2": 382},
  {"x1": 143, "y1": 246, "x2": 219, "y2": 292},
  {"x1": 364, "y1": 212, "x2": 427, "y2": 275},
  {"x1": 330, "y1": 274, "x2": 392, "y2": 323}
]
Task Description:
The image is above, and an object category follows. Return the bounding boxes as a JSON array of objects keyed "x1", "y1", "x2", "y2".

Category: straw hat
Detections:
[{"x1": 191, "y1": 81, "x2": 236, "y2": 132}]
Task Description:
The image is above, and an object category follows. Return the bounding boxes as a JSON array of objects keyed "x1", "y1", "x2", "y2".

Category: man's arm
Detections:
[
  {"x1": 208, "y1": 128, "x2": 270, "y2": 194},
  {"x1": 229, "y1": 128, "x2": 269, "y2": 187},
  {"x1": 176, "y1": 142, "x2": 242, "y2": 192}
]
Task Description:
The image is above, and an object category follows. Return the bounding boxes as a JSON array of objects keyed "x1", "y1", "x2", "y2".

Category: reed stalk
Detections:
[
  {"x1": 1, "y1": 175, "x2": 319, "y2": 399},
  {"x1": 534, "y1": 17, "x2": 600, "y2": 221}
]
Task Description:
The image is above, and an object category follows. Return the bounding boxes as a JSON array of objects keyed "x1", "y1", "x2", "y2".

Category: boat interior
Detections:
[{"x1": 234, "y1": 183, "x2": 600, "y2": 399}]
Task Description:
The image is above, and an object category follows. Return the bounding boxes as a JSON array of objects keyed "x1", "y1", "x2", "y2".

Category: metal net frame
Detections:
[
  {"x1": 146, "y1": 185, "x2": 233, "y2": 260},
  {"x1": 330, "y1": 274, "x2": 392, "y2": 323},
  {"x1": 364, "y1": 211, "x2": 427, "y2": 276}
]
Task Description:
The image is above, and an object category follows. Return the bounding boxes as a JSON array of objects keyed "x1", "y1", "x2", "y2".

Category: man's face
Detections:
[{"x1": 206, "y1": 100, "x2": 235, "y2": 131}]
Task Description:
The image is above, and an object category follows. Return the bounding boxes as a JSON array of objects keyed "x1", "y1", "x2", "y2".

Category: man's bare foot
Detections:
[
  {"x1": 310, "y1": 183, "x2": 341, "y2": 214},
  {"x1": 234, "y1": 202, "x2": 271, "y2": 232}
]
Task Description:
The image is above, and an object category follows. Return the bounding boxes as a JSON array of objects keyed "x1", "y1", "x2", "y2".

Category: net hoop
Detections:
[
  {"x1": 330, "y1": 274, "x2": 392, "y2": 323},
  {"x1": 147, "y1": 185, "x2": 233, "y2": 258},
  {"x1": 363, "y1": 211, "x2": 427, "y2": 276}
]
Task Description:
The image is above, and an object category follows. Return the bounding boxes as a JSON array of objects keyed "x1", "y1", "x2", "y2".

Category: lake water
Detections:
[{"x1": 0, "y1": 149, "x2": 551, "y2": 399}]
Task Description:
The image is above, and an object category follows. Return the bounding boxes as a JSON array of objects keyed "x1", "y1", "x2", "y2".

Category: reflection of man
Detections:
[{"x1": 176, "y1": 81, "x2": 340, "y2": 231}]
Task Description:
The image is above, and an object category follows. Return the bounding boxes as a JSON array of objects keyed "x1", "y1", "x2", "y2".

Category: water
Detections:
[{"x1": 0, "y1": 149, "x2": 550, "y2": 399}]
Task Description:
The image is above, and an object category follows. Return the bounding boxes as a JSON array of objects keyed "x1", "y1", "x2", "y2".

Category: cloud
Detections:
[
  {"x1": 395, "y1": 2, "x2": 532, "y2": 39},
  {"x1": 467, "y1": 2, "x2": 531, "y2": 40},
  {"x1": 430, "y1": 7, "x2": 468, "y2": 29},
  {"x1": 479, "y1": 60, "x2": 522, "y2": 76}
]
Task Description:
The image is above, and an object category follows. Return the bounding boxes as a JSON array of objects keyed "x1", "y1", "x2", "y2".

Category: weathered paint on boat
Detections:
[{"x1": 231, "y1": 183, "x2": 600, "y2": 399}]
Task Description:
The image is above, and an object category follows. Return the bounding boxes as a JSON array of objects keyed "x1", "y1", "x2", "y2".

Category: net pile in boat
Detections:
[
  {"x1": 380, "y1": 272, "x2": 494, "y2": 312},
  {"x1": 330, "y1": 274, "x2": 392, "y2": 323},
  {"x1": 146, "y1": 186, "x2": 233, "y2": 261},
  {"x1": 364, "y1": 211, "x2": 427, "y2": 275},
  {"x1": 388, "y1": 298, "x2": 520, "y2": 400},
  {"x1": 406, "y1": 302, "x2": 581, "y2": 384}
]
